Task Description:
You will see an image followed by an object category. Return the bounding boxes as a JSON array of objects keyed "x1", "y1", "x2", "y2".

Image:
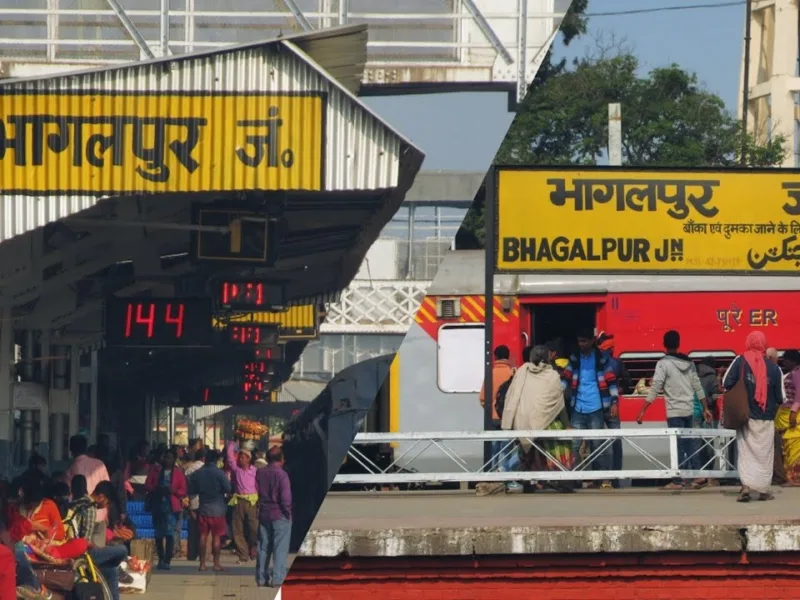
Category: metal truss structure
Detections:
[
  {"x1": 0, "y1": 0, "x2": 567, "y2": 104},
  {"x1": 333, "y1": 429, "x2": 739, "y2": 485}
]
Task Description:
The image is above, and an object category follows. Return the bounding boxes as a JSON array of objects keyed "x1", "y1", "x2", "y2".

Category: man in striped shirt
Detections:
[{"x1": 63, "y1": 435, "x2": 110, "y2": 547}]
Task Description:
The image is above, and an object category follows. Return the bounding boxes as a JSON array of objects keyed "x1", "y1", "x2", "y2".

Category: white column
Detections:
[{"x1": 770, "y1": 0, "x2": 798, "y2": 167}]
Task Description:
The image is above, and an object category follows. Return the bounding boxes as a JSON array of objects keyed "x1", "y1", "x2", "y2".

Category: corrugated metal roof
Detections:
[
  {"x1": 0, "y1": 24, "x2": 424, "y2": 241},
  {"x1": 290, "y1": 27, "x2": 368, "y2": 97},
  {"x1": 427, "y1": 250, "x2": 800, "y2": 296}
]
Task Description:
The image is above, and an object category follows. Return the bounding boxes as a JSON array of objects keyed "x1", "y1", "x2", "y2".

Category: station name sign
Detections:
[
  {"x1": 0, "y1": 91, "x2": 325, "y2": 195},
  {"x1": 495, "y1": 167, "x2": 800, "y2": 274}
]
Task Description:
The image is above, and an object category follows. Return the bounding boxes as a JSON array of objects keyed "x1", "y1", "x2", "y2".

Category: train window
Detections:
[
  {"x1": 437, "y1": 323, "x2": 485, "y2": 394},
  {"x1": 619, "y1": 351, "x2": 736, "y2": 396},
  {"x1": 619, "y1": 353, "x2": 662, "y2": 394}
]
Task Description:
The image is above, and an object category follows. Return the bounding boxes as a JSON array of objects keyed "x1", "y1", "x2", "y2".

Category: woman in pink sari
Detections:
[{"x1": 723, "y1": 331, "x2": 783, "y2": 502}]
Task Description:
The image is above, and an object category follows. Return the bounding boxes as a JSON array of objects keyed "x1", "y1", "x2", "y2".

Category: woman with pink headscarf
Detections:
[{"x1": 722, "y1": 331, "x2": 784, "y2": 502}]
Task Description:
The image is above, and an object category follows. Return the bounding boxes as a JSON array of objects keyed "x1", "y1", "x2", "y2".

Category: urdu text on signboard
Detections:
[
  {"x1": 0, "y1": 92, "x2": 325, "y2": 194},
  {"x1": 496, "y1": 168, "x2": 800, "y2": 274}
]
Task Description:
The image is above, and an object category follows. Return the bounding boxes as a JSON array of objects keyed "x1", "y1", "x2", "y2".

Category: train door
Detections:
[{"x1": 527, "y1": 298, "x2": 605, "y2": 358}]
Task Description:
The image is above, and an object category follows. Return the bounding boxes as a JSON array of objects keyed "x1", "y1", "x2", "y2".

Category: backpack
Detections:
[{"x1": 494, "y1": 369, "x2": 516, "y2": 419}]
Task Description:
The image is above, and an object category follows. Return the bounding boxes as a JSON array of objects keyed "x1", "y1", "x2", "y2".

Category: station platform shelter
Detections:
[{"x1": 0, "y1": 23, "x2": 423, "y2": 476}]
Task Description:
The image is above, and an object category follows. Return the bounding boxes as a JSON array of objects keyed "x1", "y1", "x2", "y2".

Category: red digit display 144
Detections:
[
  {"x1": 105, "y1": 297, "x2": 212, "y2": 348},
  {"x1": 124, "y1": 302, "x2": 185, "y2": 339}
]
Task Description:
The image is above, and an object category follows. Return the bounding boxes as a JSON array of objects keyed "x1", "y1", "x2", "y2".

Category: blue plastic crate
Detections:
[
  {"x1": 131, "y1": 528, "x2": 186, "y2": 541},
  {"x1": 131, "y1": 515, "x2": 153, "y2": 529},
  {"x1": 127, "y1": 501, "x2": 145, "y2": 514}
]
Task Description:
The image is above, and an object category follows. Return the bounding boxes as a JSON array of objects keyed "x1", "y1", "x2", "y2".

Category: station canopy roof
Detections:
[{"x1": 0, "y1": 24, "x2": 425, "y2": 350}]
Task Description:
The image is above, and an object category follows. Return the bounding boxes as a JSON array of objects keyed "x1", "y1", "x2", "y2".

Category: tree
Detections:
[
  {"x1": 457, "y1": 52, "x2": 788, "y2": 246},
  {"x1": 454, "y1": 0, "x2": 588, "y2": 249},
  {"x1": 534, "y1": 0, "x2": 589, "y2": 82}
]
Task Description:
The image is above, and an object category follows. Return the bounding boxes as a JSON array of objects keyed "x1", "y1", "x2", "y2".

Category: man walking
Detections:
[
  {"x1": 637, "y1": 330, "x2": 711, "y2": 489},
  {"x1": 255, "y1": 446, "x2": 292, "y2": 589},
  {"x1": 561, "y1": 330, "x2": 619, "y2": 490},
  {"x1": 188, "y1": 450, "x2": 231, "y2": 572},
  {"x1": 183, "y1": 447, "x2": 207, "y2": 562}
]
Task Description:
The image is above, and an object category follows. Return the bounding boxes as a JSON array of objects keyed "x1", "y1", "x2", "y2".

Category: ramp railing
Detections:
[{"x1": 333, "y1": 429, "x2": 738, "y2": 485}]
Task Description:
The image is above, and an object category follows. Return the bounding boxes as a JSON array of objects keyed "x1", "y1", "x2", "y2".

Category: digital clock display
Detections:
[
  {"x1": 228, "y1": 324, "x2": 280, "y2": 346},
  {"x1": 219, "y1": 281, "x2": 285, "y2": 310},
  {"x1": 105, "y1": 297, "x2": 213, "y2": 348}
]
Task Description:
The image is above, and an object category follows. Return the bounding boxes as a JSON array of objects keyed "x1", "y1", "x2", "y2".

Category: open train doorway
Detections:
[{"x1": 530, "y1": 302, "x2": 600, "y2": 359}]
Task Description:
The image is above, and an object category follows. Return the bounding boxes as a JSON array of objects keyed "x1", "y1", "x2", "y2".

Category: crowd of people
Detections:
[
  {"x1": 0, "y1": 433, "x2": 293, "y2": 599},
  {"x1": 478, "y1": 328, "x2": 795, "y2": 503}
]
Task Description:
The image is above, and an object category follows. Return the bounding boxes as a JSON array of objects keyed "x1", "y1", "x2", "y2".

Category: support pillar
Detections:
[
  {"x1": 21, "y1": 411, "x2": 34, "y2": 463},
  {"x1": 69, "y1": 346, "x2": 80, "y2": 438},
  {"x1": 51, "y1": 410, "x2": 64, "y2": 463},
  {"x1": 89, "y1": 350, "x2": 98, "y2": 444},
  {"x1": 51, "y1": 345, "x2": 70, "y2": 463},
  {"x1": 0, "y1": 308, "x2": 13, "y2": 477},
  {"x1": 38, "y1": 331, "x2": 51, "y2": 462},
  {"x1": 739, "y1": 0, "x2": 800, "y2": 167}
]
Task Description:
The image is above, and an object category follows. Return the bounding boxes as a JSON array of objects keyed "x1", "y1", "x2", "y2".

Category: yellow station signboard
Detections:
[
  {"x1": 495, "y1": 167, "x2": 800, "y2": 274},
  {"x1": 0, "y1": 92, "x2": 325, "y2": 194}
]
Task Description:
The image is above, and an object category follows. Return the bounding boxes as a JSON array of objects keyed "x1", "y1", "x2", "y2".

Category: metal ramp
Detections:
[{"x1": 0, "y1": 0, "x2": 567, "y2": 104}]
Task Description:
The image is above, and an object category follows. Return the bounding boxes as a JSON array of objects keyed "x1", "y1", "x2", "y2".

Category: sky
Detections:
[{"x1": 362, "y1": 0, "x2": 748, "y2": 172}]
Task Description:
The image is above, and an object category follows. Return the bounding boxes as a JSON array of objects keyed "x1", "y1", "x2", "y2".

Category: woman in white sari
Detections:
[
  {"x1": 723, "y1": 331, "x2": 783, "y2": 502},
  {"x1": 501, "y1": 345, "x2": 573, "y2": 493}
]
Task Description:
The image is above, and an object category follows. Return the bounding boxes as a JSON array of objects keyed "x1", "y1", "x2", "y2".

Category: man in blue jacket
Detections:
[{"x1": 561, "y1": 329, "x2": 620, "y2": 490}]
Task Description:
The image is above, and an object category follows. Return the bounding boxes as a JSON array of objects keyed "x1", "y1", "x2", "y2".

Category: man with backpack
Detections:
[
  {"x1": 476, "y1": 345, "x2": 518, "y2": 496},
  {"x1": 479, "y1": 345, "x2": 516, "y2": 467}
]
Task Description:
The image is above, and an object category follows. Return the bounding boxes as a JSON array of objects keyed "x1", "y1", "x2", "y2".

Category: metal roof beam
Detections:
[
  {"x1": 280, "y1": 0, "x2": 314, "y2": 32},
  {"x1": 460, "y1": 0, "x2": 513, "y2": 65},
  {"x1": 104, "y1": 0, "x2": 156, "y2": 60},
  {"x1": 159, "y1": 0, "x2": 170, "y2": 57}
]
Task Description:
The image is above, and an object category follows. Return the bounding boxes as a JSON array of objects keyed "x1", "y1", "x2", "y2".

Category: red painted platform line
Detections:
[{"x1": 282, "y1": 554, "x2": 800, "y2": 600}]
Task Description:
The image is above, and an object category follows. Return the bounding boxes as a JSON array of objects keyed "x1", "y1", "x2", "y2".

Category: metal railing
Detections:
[{"x1": 333, "y1": 429, "x2": 739, "y2": 485}]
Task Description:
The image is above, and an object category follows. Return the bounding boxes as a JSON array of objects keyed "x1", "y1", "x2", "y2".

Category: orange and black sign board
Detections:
[{"x1": 213, "y1": 304, "x2": 319, "y2": 341}]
